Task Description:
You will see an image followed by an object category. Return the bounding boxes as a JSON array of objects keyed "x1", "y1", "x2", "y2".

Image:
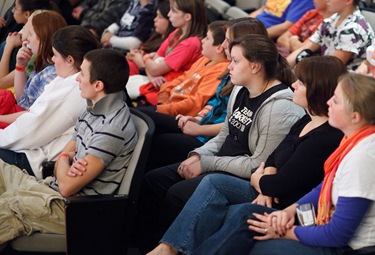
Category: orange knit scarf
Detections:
[{"x1": 316, "y1": 125, "x2": 375, "y2": 225}]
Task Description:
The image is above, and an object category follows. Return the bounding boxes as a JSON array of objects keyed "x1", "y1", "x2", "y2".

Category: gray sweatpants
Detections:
[{"x1": 0, "y1": 159, "x2": 65, "y2": 245}]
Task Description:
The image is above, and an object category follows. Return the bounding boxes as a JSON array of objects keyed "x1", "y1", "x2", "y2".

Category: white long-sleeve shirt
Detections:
[{"x1": 0, "y1": 73, "x2": 86, "y2": 179}]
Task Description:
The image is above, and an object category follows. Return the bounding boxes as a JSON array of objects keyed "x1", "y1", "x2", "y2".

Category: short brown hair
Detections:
[
  {"x1": 84, "y1": 49, "x2": 129, "y2": 95},
  {"x1": 208, "y1": 20, "x2": 227, "y2": 46},
  {"x1": 295, "y1": 56, "x2": 347, "y2": 116},
  {"x1": 339, "y1": 73, "x2": 375, "y2": 125}
]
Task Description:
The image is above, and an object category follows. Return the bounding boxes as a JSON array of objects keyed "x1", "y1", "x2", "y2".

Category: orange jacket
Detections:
[{"x1": 157, "y1": 56, "x2": 229, "y2": 116}]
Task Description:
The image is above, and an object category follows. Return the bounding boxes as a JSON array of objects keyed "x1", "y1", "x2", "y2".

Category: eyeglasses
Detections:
[{"x1": 12, "y1": 6, "x2": 22, "y2": 12}]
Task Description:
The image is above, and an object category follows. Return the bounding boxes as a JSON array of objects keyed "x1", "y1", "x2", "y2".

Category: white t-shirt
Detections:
[{"x1": 332, "y1": 133, "x2": 375, "y2": 250}]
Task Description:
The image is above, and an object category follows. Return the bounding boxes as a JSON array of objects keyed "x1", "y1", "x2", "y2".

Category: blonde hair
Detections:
[{"x1": 339, "y1": 73, "x2": 375, "y2": 124}]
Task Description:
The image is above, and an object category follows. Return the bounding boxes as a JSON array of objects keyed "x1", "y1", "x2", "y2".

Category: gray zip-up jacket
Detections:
[{"x1": 192, "y1": 85, "x2": 305, "y2": 179}]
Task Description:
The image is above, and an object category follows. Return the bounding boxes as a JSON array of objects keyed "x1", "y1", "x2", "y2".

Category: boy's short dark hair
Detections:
[
  {"x1": 84, "y1": 49, "x2": 130, "y2": 94},
  {"x1": 208, "y1": 20, "x2": 227, "y2": 46}
]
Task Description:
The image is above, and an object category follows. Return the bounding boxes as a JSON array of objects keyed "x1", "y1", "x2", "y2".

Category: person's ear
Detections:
[
  {"x1": 184, "y1": 13, "x2": 192, "y2": 22},
  {"x1": 250, "y1": 62, "x2": 262, "y2": 74},
  {"x1": 66, "y1": 55, "x2": 75, "y2": 66},
  {"x1": 351, "y1": 111, "x2": 363, "y2": 125},
  {"x1": 94, "y1": 80, "x2": 105, "y2": 92},
  {"x1": 216, "y1": 44, "x2": 225, "y2": 54},
  {"x1": 23, "y1": 11, "x2": 31, "y2": 19},
  {"x1": 344, "y1": 0, "x2": 354, "y2": 6}
]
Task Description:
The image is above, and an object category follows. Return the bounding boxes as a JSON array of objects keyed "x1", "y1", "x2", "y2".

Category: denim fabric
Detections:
[
  {"x1": 160, "y1": 174, "x2": 259, "y2": 255},
  {"x1": 192, "y1": 204, "x2": 275, "y2": 255},
  {"x1": 250, "y1": 239, "x2": 344, "y2": 255},
  {"x1": 0, "y1": 149, "x2": 33, "y2": 175},
  {"x1": 194, "y1": 203, "x2": 344, "y2": 255}
]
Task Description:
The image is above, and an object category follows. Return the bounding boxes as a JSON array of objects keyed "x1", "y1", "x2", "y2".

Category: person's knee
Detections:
[{"x1": 202, "y1": 173, "x2": 228, "y2": 188}]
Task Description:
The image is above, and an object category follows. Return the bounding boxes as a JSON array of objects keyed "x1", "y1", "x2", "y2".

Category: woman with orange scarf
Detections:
[{"x1": 243, "y1": 73, "x2": 375, "y2": 254}]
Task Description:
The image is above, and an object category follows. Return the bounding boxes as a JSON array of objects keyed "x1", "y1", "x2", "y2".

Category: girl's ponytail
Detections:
[{"x1": 277, "y1": 54, "x2": 295, "y2": 87}]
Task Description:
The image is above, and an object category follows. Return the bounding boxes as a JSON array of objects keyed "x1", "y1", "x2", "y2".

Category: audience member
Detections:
[
  {"x1": 248, "y1": 0, "x2": 314, "y2": 39},
  {"x1": 146, "y1": 55, "x2": 347, "y2": 255},
  {"x1": 0, "y1": 11, "x2": 67, "y2": 129},
  {"x1": 287, "y1": 0, "x2": 374, "y2": 70},
  {"x1": 0, "y1": 3, "x2": 23, "y2": 43},
  {"x1": 80, "y1": 0, "x2": 130, "y2": 38},
  {"x1": 144, "y1": 17, "x2": 268, "y2": 170},
  {"x1": 276, "y1": 0, "x2": 333, "y2": 56},
  {"x1": 0, "y1": 25, "x2": 100, "y2": 179},
  {"x1": 0, "y1": 0, "x2": 53, "y2": 89},
  {"x1": 127, "y1": 0, "x2": 174, "y2": 75},
  {"x1": 242, "y1": 73, "x2": 375, "y2": 255},
  {"x1": 140, "y1": 20, "x2": 229, "y2": 116},
  {"x1": 0, "y1": 49, "x2": 137, "y2": 245},
  {"x1": 101, "y1": 0, "x2": 156, "y2": 51},
  {"x1": 0, "y1": 11, "x2": 67, "y2": 126},
  {"x1": 126, "y1": 0, "x2": 207, "y2": 105},
  {"x1": 138, "y1": 34, "x2": 305, "y2": 252}
]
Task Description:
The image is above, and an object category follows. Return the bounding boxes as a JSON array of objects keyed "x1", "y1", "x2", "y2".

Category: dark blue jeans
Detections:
[
  {"x1": 160, "y1": 174, "x2": 259, "y2": 254},
  {"x1": 160, "y1": 174, "x2": 346, "y2": 255},
  {"x1": 0, "y1": 149, "x2": 33, "y2": 176},
  {"x1": 192, "y1": 202, "x2": 345, "y2": 255}
]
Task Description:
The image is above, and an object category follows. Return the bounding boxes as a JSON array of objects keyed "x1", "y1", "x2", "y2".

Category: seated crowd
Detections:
[{"x1": 0, "y1": 0, "x2": 375, "y2": 254}]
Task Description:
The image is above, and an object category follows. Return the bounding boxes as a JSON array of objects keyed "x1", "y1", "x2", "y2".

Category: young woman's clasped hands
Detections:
[{"x1": 248, "y1": 206, "x2": 297, "y2": 240}]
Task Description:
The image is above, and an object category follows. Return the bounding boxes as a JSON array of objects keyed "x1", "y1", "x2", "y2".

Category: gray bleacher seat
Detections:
[
  {"x1": 235, "y1": 0, "x2": 265, "y2": 12},
  {"x1": 223, "y1": 6, "x2": 249, "y2": 20},
  {"x1": 206, "y1": 0, "x2": 231, "y2": 16},
  {"x1": 361, "y1": 9, "x2": 375, "y2": 31}
]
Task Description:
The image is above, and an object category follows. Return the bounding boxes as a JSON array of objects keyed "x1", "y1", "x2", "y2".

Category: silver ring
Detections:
[{"x1": 264, "y1": 228, "x2": 268, "y2": 234}]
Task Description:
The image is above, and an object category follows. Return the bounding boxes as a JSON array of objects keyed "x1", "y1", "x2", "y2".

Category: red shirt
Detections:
[{"x1": 288, "y1": 9, "x2": 323, "y2": 41}]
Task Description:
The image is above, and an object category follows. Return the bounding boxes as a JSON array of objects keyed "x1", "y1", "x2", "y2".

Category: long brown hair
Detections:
[
  {"x1": 31, "y1": 11, "x2": 67, "y2": 72},
  {"x1": 141, "y1": 0, "x2": 174, "y2": 53},
  {"x1": 168, "y1": 0, "x2": 207, "y2": 49}
]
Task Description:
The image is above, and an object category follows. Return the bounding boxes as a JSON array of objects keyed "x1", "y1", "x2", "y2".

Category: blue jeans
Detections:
[
  {"x1": 250, "y1": 239, "x2": 345, "y2": 255},
  {"x1": 194, "y1": 203, "x2": 344, "y2": 255},
  {"x1": 160, "y1": 174, "x2": 259, "y2": 255}
]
